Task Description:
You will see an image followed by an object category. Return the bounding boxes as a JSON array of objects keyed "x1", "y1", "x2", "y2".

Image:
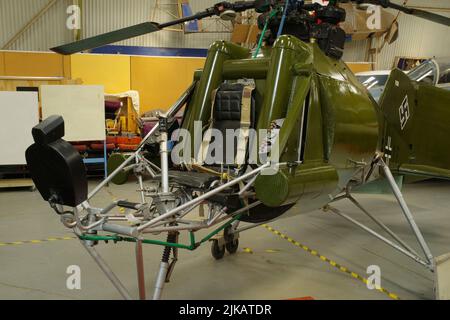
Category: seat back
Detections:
[
  {"x1": 200, "y1": 83, "x2": 255, "y2": 166},
  {"x1": 26, "y1": 116, "x2": 88, "y2": 207}
]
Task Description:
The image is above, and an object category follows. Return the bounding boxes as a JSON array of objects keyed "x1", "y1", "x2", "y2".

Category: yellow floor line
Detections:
[
  {"x1": 0, "y1": 236, "x2": 77, "y2": 247},
  {"x1": 243, "y1": 247, "x2": 254, "y2": 254},
  {"x1": 0, "y1": 209, "x2": 400, "y2": 300},
  {"x1": 263, "y1": 224, "x2": 401, "y2": 300}
]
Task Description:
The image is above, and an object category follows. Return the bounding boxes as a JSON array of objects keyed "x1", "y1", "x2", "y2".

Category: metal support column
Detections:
[
  {"x1": 327, "y1": 154, "x2": 435, "y2": 271},
  {"x1": 379, "y1": 159, "x2": 434, "y2": 265},
  {"x1": 153, "y1": 262, "x2": 169, "y2": 300},
  {"x1": 81, "y1": 241, "x2": 133, "y2": 300},
  {"x1": 135, "y1": 240, "x2": 146, "y2": 300},
  {"x1": 326, "y1": 206, "x2": 431, "y2": 269}
]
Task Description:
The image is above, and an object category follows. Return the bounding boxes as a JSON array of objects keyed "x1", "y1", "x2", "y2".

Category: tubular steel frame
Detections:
[
  {"x1": 59, "y1": 84, "x2": 437, "y2": 300},
  {"x1": 327, "y1": 153, "x2": 435, "y2": 271},
  {"x1": 64, "y1": 82, "x2": 271, "y2": 300}
]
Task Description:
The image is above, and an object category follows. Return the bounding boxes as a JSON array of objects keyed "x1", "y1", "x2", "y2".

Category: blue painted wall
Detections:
[{"x1": 90, "y1": 45, "x2": 208, "y2": 58}]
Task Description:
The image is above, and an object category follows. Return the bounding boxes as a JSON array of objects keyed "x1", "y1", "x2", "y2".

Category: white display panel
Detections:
[
  {"x1": 41, "y1": 85, "x2": 105, "y2": 142},
  {"x1": 0, "y1": 92, "x2": 39, "y2": 165}
]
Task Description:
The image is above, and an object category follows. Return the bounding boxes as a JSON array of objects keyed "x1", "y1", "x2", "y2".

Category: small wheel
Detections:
[
  {"x1": 211, "y1": 240, "x2": 225, "y2": 260},
  {"x1": 224, "y1": 225, "x2": 239, "y2": 254},
  {"x1": 226, "y1": 239, "x2": 239, "y2": 254}
]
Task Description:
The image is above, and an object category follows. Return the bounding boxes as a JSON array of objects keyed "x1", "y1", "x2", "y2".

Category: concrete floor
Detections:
[{"x1": 1, "y1": 178, "x2": 450, "y2": 300}]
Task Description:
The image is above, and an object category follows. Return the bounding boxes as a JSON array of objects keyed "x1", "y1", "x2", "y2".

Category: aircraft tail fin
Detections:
[{"x1": 378, "y1": 69, "x2": 450, "y2": 181}]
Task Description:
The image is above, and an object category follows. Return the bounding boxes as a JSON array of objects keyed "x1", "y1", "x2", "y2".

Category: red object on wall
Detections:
[
  {"x1": 116, "y1": 136, "x2": 142, "y2": 145},
  {"x1": 91, "y1": 143, "x2": 116, "y2": 151},
  {"x1": 117, "y1": 144, "x2": 139, "y2": 151},
  {"x1": 106, "y1": 136, "x2": 118, "y2": 145},
  {"x1": 73, "y1": 144, "x2": 88, "y2": 152}
]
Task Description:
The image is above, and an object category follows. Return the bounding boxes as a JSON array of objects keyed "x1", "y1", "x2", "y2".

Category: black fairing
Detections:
[
  {"x1": 240, "y1": 203, "x2": 295, "y2": 224},
  {"x1": 26, "y1": 116, "x2": 88, "y2": 207}
]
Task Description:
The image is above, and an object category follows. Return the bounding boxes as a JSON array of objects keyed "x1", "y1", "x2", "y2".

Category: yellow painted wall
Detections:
[
  {"x1": 347, "y1": 62, "x2": 373, "y2": 73},
  {"x1": 0, "y1": 52, "x2": 5, "y2": 76},
  {"x1": 1, "y1": 50, "x2": 376, "y2": 116},
  {"x1": 63, "y1": 55, "x2": 71, "y2": 79},
  {"x1": 0, "y1": 51, "x2": 205, "y2": 115},
  {"x1": 1, "y1": 51, "x2": 68, "y2": 77},
  {"x1": 131, "y1": 56, "x2": 205, "y2": 113},
  {"x1": 70, "y1": 54, "x2": 131, "y2": 93}
]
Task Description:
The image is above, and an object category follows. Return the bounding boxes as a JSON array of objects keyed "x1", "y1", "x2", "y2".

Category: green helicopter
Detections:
[{"x1": 26, "y1": 0, "x2": 450, "y2": 300}]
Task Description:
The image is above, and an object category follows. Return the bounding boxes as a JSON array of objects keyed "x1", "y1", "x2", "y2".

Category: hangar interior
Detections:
[{"x1": 0, "y1": 0, "x2": 449, "y2": 300}]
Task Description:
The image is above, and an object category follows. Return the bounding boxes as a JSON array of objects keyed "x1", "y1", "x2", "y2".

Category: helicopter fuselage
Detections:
[{"x1": 181, "y1": 35, "x2": 379, "y2": 217}]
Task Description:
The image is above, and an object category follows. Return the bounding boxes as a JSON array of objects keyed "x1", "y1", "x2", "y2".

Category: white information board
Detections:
[
  {"x1": 41, "y1": 85, "x2": 105, "y2": 142},
  {"x1": 0, "y1": 92, "x2": 39, "y2": 165}
]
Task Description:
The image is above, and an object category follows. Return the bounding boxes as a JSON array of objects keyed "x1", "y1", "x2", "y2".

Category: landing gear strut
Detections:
[{"x1": 328, "y1": 153, "x2": 434, "y2": 270}]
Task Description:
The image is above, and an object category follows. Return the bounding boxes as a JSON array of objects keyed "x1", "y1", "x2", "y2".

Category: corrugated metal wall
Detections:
[
  {"x1": 0, "y1": 0, "x2": 232, "y2": 51},
  {"x1": 376, "y1": 8, "x2": 450, "y2": 69},
  {"x1": 342, "y1": 40, "x2": 367, "y2": 63},
  {"x1": 1, "y1": 0, "x2": 449, "y2": 70},
  {"x1": 82, "y1": 0, "x2": 232, "y2": 48},
  {"x1": 343, "y1": 0, "x2": 450, "y2": 69},
  {"x1": 0, "y1": 0, "x2": 73, "y2": 51}
]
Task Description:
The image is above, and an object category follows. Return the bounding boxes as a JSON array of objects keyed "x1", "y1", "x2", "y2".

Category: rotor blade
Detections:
[
  {"x1": 51, "y1": 7, "x2": 217, "y2": 55},
  {"x1": 51, "y1": 2, "x2": 257, "y2": 55},
  {"x1": 355, "y1": 1, "x2": 450, "y2": 27},
  {"x1": 394, "y1": 6, "x2": 450, "y2": 27},
  {"x1": 51, "y1": 9, "x2": 213, "y2": 55},
  {"x1": 51, "y1": 22, "x2": 160, "y2": 55}
]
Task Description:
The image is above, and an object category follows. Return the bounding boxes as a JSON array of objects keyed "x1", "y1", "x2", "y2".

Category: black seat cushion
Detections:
[
  {"x1": 26, "y1": 116, "x2": 88, "y2": 207},
  {"x1": 214, "y1": 84, "x2": 246, "y2": 122}
]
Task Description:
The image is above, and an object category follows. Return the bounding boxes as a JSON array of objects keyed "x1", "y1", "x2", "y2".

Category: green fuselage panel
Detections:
[
  {"x1": 379, "y1": 69, "x2": 450, "y2": 179},
  {"x1": 182, "y1": 35, "x2": 380, "y2": 210}
]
